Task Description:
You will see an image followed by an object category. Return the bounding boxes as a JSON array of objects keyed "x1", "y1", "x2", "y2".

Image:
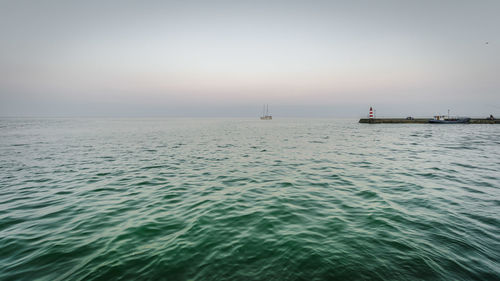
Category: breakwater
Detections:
[{"x1": 359, "y1": 118, "x2": 499, "y2": 124}]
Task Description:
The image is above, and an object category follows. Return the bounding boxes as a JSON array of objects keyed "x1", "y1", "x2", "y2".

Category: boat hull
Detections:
[{"x1": 429, "y1": 118, "x2": 470, "y2": 124}]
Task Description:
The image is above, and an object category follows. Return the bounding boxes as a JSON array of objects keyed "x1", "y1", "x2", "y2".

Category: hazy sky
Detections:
[{"x1": 1, "y1": 0, "x2": 499, "y2": 117}]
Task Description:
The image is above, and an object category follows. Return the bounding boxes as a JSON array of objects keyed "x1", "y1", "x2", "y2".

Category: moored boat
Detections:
[{"x1": 429, "y1": 115, "x2": 470, "y2": 124}]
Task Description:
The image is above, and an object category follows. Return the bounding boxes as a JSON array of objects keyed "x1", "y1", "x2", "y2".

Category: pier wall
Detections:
[{"x1": 359, "y1": 118, "x2": 499, "y2": 124}]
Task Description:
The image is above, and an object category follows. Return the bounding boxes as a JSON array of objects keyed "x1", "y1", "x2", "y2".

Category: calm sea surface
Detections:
[{"x1": 0, "y1": 118, "x2": 499, "y2": 280}]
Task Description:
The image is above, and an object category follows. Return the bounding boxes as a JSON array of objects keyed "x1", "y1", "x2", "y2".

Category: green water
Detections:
[{"x1": 1, "y1": 118, "x2": 499, "y2": 280}]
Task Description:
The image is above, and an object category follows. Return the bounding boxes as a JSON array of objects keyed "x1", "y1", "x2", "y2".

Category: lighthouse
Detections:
[{"x1": 369, "y1": 107, "x2": 374, "y2": 119}]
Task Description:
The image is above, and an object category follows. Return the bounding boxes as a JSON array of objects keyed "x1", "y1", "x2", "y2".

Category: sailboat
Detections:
[{"x1": 260, "y1": 104, "x2": 272, "y2": 120}]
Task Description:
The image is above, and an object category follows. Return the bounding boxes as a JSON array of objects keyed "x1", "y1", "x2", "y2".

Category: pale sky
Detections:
[{"x1": 0, "y1": 0, "x2": 499, "y2": 117}]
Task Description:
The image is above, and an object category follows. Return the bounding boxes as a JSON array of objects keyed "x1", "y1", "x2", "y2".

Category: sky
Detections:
[{"x1": 0, "y1": 0, "x2": 499, "y2": 117}]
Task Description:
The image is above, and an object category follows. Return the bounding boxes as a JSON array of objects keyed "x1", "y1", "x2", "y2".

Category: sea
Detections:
[{"x1": 0, "y1": 118, "x2": 499, "y2": 281}]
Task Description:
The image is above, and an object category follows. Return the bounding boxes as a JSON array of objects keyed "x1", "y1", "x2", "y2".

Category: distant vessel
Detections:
[
  {"x1": 429, "y1": 116, "x2": 470, "y2": 123},
  {"x1": 429, "y1": 110, "x2": 470, "y2": 123},
  {"x1": 260, "y1": 104, "x2": 272, "y2": 120}
]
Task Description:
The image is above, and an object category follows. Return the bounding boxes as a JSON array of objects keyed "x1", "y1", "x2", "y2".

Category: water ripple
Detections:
[{"x1": 1, "y1": 118, "x2": 499, "y2": 280}]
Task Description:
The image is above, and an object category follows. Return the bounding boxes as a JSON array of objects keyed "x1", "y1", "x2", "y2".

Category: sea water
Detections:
[{"x1": 0, "y1": 118, "x2": 499, "y2": 280}]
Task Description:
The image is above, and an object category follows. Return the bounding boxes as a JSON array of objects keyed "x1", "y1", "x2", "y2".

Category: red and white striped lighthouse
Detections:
[{"x1": 369, "y1": 107, "x2": 374, "y2": 119}]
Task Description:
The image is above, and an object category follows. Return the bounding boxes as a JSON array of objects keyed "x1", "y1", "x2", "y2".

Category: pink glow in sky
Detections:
[{"x1": 1, "y1": 0, "x2": 499, "y2": 117}]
